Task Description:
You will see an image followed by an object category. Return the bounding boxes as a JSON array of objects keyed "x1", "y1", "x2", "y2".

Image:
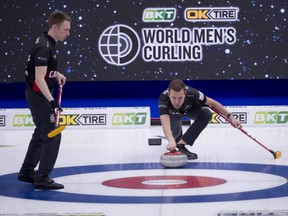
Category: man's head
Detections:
[
  {"x1": 48, "y1": 11, "x2": 71, "y2": 42},
  {"x1": 168, "y1": 79, "x2": 186, "y2": 109}
]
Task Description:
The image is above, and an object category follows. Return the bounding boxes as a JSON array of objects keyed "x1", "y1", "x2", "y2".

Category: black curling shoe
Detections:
[
  {"x1": 17, "y1": 171, "x2": 35, "y2": 184},
  {"x1": 34, "y1": 179, "x2": 64, "y2": 190},
  {"x1": 176, "y1": 144, "x2": 198, "y2": 160}
]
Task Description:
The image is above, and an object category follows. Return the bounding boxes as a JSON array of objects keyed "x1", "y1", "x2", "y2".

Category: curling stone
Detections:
[{"x1": 160, "y1": 151, "x2": 188, "y2": 168}]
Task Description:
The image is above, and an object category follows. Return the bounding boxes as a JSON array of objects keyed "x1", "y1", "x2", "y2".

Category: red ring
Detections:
[{"x1": 102, "y1": 175, "x2": 226, "y2": 189}]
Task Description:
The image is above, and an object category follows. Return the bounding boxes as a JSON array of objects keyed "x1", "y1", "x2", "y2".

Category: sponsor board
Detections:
[
  {"x1": 99, "y1": 7, "x2": 239, "y2": 66},
  {"x1": 0, "y1": 107, "x2": 150, "y2": 130},
  {"x1": 205, "y1": 106, "x2": 288, "y2": 127},
  {"x1": 0, "y1": 115, "x2": 5, "y2": 127},
  {"x1": 1, "y1": 106, "x2": 287, "y2": 130},
  {"x1": 210, "y1": 112, "x2": 247, "y2": 125},
  {"x1": 185, "y1": 7, "x2": 239, "y2": 22},
  {"x1": 254, "y1": 111, "x2": 288, "y2": 124},
  {"x1": 143, "y1": 8, "x2": 176, "y2": 22}
]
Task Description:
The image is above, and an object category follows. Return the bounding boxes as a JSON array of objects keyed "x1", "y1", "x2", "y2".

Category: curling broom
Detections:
[
  {"x1": 48, "y1": 84, "x2": 66, "y2": 138},
  {"x1": 209, "y1": 106, "x2": 281, "y2": 159}
]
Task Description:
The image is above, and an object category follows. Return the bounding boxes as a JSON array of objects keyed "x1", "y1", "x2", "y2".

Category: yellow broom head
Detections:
[
  {"x1": 274, "y1": 151, "x2": 281, "y2": 159},
  {"x1": 48, "y1": 125, "x2": 66, "y2": 138}
]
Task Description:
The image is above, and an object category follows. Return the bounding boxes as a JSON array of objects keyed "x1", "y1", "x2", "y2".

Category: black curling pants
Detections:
[
  {"x1": 19, "y1": 88, "x2": 61, "y2": 183},
  {"x1": 170, "y1": 106, "x2": 212, "y2": 146}
]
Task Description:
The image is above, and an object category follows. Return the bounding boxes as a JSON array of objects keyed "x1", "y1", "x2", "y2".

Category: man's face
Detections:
[
  {"x1": 54, "y1": 20, "x2": 71, "y2": 42},
  {"x1": 168, "y1": 89, "x2": 186, "y2": 109}
]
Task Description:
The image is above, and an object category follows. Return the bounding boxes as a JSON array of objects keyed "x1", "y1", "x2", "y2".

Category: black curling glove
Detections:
[{"x1": 50, "y1": 100, "x2": 63, "y2": 114}]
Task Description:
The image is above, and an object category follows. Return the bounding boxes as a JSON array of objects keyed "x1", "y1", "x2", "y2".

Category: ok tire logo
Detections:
[{"x1": 59, "y1": 114, "x2": 107, "y2": 126}]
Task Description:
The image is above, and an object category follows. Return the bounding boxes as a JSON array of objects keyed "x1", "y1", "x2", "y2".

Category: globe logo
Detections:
[{"x1": 98, "y1": 25, "x2": 140, "y2": 66}]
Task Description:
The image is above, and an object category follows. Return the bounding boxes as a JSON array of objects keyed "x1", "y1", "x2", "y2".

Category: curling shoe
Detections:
[
  {"x1": 176, "y1": 144, "x2": 198, "y2": 160},
  {"x1": 17, "y1": 171, "x2": 35, "y2": 184},
  {"x1": 34, "y1": 178, "x2": 64, "y2": 190}
]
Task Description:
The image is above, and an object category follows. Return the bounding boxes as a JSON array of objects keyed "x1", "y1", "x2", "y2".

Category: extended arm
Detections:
[
  {"x1": 160, "y1": 114, "x2": 178, "y2": 151},
  {"x1": 205, "y1": 97, "x2": 242, "y2": 128}
]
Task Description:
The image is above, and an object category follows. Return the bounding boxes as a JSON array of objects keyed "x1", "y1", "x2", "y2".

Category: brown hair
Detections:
[
  {"x1": 168, "y1": 79, "x2": 186, "y2": 92},
  {"x1": 48, "y1": 11, "x2": 71, "y2": 29}
]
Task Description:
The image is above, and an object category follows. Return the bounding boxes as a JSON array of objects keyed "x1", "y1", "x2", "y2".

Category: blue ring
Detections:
[{"x1": 0, "y1": 162, "x2": 287, "y2": 203}]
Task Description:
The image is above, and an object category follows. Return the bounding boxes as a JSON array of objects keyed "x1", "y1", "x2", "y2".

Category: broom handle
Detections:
[
  {"x1": 55, "y1": 84, "x2": 63, "y2": 127},
  {"x1": 209, "y1": 105, "x2": 271, "y2": 152}
]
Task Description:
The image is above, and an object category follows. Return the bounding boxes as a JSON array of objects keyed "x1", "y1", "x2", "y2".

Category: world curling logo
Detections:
[
  {"x1": 99, "y1": 7, "x2": 238, "y2": 66},
  {"x1": 98, "y1": 24, "x2": 140, "y2": 66}
]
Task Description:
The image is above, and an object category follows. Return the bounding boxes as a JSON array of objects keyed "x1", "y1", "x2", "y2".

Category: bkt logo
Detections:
[
  {"x1": 255, "y1": 111, "x2": 288, "y2": 124},
  {"x1": 143, "y1": 8, "x2": 176, "y2": 22},
  {"x1": 185, "y1": 7, "x2": 239, "y2": 22},
  {"x1": 112, "y1": 112, "x2": 147, "y2": 125},
  {"x1": 13, "y1": 114, "x2": 34, "y2": 127}
]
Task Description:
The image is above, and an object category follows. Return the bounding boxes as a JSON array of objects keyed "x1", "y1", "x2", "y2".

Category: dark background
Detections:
[
  {"x1": 0, "y1": 0, "x2": 287, "y2": 115},
  {"x1": 0, "y1": 0, "x2": 287, "y2": 82}
]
